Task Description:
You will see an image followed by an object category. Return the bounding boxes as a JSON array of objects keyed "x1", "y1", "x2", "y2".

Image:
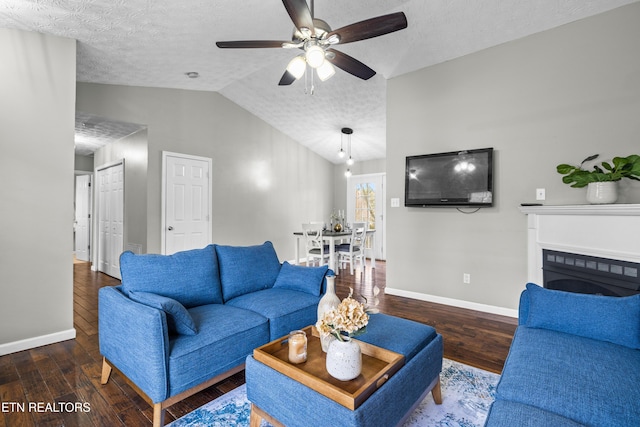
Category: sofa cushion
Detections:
[
  {"x1": 485, "y1": 400, "x2": 586, "y2": 427},
  {"x1": 272, "y1": 261, "x2": 328, "y2": 296},
  {"x1": 216, "y1": 241, "x2": 282, "y2": 301},
  {"x1": 495, "y1": 326, "x2": 640, "y2": 427},
  {"x1": 225, "y1": 288, "x2": 321, "y2": 339},
  {"x1": 168, "y1": 304, "x2": 269, "y2": 397},
  {"x1": 524, "y1": 283, "x2": 640, "y2": 349},
  {"x1": 129, "y1": 291, "x2": 197, "y2": 335},
  {"x1": 120, "y1": 244, "x2": 222, "y2": 307}
]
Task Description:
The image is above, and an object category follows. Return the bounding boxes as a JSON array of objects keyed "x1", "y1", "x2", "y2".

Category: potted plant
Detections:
[{"x1": 556, "y1": 154, "x2": 640, "y2": 204}]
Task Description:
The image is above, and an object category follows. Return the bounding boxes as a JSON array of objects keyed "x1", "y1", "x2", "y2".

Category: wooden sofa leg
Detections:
[
  {"x1": 432, "y1": 376, "x2": 442, "y2": 404},
  {"x1": 153, "y1": 404, "x2": 165, "y2": 427},
  {"x1": 101, "y1": 358, "x2": 112, "y2": 385}
]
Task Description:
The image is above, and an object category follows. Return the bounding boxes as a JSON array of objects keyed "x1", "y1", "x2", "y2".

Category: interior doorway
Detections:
[
  {"x1": 95, "y1": 161, "x2": 124, "y2": 279},
  {"x1": 74, "y1": 173, "x2": 92, "y2": 262},
  {"x1": 346, "y1": 173, "x2": 386, "y2": 260},
  {"x1": 162, "y1": 152, "x2": 212, "y2": 255}
]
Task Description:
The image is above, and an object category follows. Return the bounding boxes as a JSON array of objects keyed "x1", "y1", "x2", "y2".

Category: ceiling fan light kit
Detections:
[
  {"x1": 216, "y1": 0, "x2": 408, "y2": 89},
  {"x1": 304, "y1": 43, "x2": 325, "y2": 68},
  {"x1": 286, "y1": 56, "x2": 306, "y2": 79},
  {"x1": 316, "y1": 61, "x2": 335, "y2": 81}
]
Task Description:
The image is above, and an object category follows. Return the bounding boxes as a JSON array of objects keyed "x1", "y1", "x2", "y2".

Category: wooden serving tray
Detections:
[{"x1": 253, "y1": 326, "x2": 404, "y2": 410}]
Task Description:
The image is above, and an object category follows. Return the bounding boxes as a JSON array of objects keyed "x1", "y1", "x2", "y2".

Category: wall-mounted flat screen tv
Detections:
[{"x1": 405, "y1": 148, "x2": 494, "y2": 207}]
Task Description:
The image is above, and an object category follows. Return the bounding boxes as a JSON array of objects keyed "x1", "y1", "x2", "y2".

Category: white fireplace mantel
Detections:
[{"x1": 519, "y1": 204, "x2": 640, "y2": 285}]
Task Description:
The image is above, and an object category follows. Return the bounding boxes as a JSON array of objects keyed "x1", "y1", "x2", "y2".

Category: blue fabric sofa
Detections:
[
  {"x1": 98, "y1": 241, "x2": 330, "y2": 427},
  {"x1": 484, "y1": 283, "x2": 640, "y2": 427}
]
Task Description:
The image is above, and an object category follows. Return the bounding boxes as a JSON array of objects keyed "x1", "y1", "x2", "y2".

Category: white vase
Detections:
[
  {"x1": 586, "y1": 182, "x2": 618, "y2": 204},
  {"x1": 326, "y1": 337, "x2": 362, "y2": 381},
  {"x1": 317, "y1": 275, "x2": 340, "y2": 352}
]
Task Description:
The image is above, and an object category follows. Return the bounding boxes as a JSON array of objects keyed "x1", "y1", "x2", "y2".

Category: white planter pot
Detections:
[
  {"x1": 326, "y1": 338, "x2": 362, "y2": 381},
  {"x1": 586, "y1": 182, "x2": 618, "y2": 204}
]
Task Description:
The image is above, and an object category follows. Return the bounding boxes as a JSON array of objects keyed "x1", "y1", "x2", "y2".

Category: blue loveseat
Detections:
[
  {"x1": 98, "y1": 241, "x2": 330, "y2": 427},
  {"x1": 484, "y1": 283, "x2": 640, "y2": 427}
]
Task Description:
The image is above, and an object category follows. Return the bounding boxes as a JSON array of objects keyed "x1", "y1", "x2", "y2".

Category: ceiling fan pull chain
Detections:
[{"x1": 310, "y1": 65, "x2": 315, "y2": 95}]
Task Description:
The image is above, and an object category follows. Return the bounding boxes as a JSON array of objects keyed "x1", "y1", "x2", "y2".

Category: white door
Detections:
[
  {"x1": 97, "y1": 162, "x2": 124, "y2": 278},
  {"x1": 74, "y1": 174, "x2": 92, "y2": 261},
  {"x1": 347, "y1": 173, "x2": 386, "y2": 260},
  {"x1": 162, "y1": 152, "x2": 212, "y2": 255}
]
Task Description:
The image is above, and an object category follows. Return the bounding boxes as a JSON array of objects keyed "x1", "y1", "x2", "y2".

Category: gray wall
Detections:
[
  {"x1": 94, "y1": 128, "x2": 149, "y2": 255},
  {"x1": 386, "y1": 3, "x2": 640, "y2": 313},
  {"x1": 74, "y1": 154, "x2": 94, "y2": 172},
  {"x1": 0, "y1": 29, "x2": 76, "y2": 352},
  {"x1": 76, "y1": 83, "x2": 334, "y2": 260}
]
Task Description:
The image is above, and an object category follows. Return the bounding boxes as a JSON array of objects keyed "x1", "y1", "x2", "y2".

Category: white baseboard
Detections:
[
  {"x1": 385, "y1": 287, "x2": 518, "y2": 318},
  {"x1": 0, "y1": 328, "x2": 76, "y2": 356}
]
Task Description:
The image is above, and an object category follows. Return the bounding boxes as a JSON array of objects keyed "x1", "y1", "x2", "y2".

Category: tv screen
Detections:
[{"x1": 405, "y1": 148, "x2": 494, "y2": 207}]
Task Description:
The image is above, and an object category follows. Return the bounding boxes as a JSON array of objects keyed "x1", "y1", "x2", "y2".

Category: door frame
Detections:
[
  {"x1": 161, "y1": 151, "x2": 213, "y2": 255},
  {"x1": 346, "y1": 172, "x2": 387, "y2": 261},
  {"x1": 93, "y1": 159, "x2": 125, "y2": 278}
]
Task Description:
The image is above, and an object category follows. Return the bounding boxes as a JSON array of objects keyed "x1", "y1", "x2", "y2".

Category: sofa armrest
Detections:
[{"x1": 98, "y1": 286, "x2": 170, "y2": 403}]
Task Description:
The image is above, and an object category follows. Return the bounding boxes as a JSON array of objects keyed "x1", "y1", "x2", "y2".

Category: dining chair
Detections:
[
  {"x1": 302, "y1": 222, "x2": 331, "y2": 267},
  {"x1": 337, "y1": 222, "x2": 367, "y2": 275}
]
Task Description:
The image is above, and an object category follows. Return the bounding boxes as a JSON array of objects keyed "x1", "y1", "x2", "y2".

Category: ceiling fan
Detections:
[{"x1": 216, "y1": 0, "x2": 407, "y2": 86}]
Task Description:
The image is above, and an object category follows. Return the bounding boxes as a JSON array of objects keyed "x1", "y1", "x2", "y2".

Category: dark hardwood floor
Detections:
[{"x1": 0, "y1": 260, "x2": 517, "y2": 426}]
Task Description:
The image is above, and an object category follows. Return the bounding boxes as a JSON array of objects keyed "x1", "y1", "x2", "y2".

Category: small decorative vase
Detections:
[
  {"x1": 317, "y1": 275, "x2": 340, "y2": 352},
  {"x1": 326, "y1": 337, "x2": 362, "y2": 381},
  {"x1": 586, "y1": 182, "x2": 618, "y2": 204}
]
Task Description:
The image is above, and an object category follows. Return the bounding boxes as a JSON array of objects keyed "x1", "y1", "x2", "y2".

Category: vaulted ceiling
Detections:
[{"x1": 2, "y1": 0, "x2": 637, "y2": 162}]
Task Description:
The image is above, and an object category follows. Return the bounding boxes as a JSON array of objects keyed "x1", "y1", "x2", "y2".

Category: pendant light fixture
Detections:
[{"x1": 341, "y1": 127, "x2": 354, "y2": 177}]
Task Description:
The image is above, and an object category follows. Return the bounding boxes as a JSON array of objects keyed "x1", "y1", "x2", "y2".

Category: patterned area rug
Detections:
[{"x1": 169, "y1": 359, "x2": 500, "y2": 427}]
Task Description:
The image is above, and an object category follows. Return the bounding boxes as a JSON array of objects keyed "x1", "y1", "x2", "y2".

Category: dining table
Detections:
[{"x1": 293, "y1": 229, "x2": 376, "y2": 274}]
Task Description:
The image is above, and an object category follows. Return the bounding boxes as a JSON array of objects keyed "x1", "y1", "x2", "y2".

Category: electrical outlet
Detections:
[
  {"x1": 536, "y1": 188, "x2": 546, "y2": 201},
  {"x1": 390, "y1": 198, "x2": 400, "y2": 207},
  {"x1": 463, "y1": 273, "x2": 471, "y2": 284}
]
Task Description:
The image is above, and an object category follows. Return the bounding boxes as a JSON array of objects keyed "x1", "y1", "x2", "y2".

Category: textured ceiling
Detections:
[
  {"x1": 75, "y1": 112, "x2": 145, "y2": 156},
  {"x1": 2, "y1": 0, "x2": 637, "y2": 163}
]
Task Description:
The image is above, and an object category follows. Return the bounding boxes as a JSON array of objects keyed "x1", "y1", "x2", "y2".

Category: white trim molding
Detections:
[
  {"x1": 384, "y1": 287, "x2": 519, "y2": 318},
  {"x1": 0, "y1": 329, "x2": 76, "y2": 356}
]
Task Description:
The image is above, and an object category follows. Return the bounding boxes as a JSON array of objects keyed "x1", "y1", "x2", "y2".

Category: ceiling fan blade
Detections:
[
  {"x1": 326, "y1": 48, "x2": 376, "y2": 80},
  {"x1": 282, "y1": 0, "x2": 315, "y2": 34},
  {"x1": 216, "y1": 40, "x2": 290, "y2": 49},
  {"x1": 326, "y1": 12, "x2": 407, "y2": 44},
  {"x1": 278, "y1": 70, "x2": 297, "y2": 86}
]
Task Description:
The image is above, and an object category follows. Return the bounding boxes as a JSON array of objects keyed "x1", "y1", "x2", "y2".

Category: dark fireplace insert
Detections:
[{"x1": 543, "y1": 249, "x2": 640, "y2": 297}]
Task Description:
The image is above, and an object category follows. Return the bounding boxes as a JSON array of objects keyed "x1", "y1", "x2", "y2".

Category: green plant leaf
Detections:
[
  {"x1": 580, "y1": 154, "x2": 599, "y2": 166},
  {"x1": 556, "y1": 164, "x2": 575, "y2": 174}
]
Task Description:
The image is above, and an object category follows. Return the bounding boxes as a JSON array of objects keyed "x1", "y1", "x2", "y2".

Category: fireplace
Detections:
[
  {"x1": 543, "y1": 249, "x2": 640, "y2": 296},
  {"x1": 519, "y1": 204, "x2": 640, "y2": 297}
]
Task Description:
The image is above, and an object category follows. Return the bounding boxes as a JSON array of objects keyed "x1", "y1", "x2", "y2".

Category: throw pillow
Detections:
[
  {"x1": 524, "y1": 283, "x2": 640, "y2": 349},
  {"x1": 272, "y1": 261, "x2": 328, "y2": 296},
  {"x1": 129, "y1": 291, "x2": 198, "y2": 335},
  {"x1": 215, "y1": 241, "x2": 282, "y2": 301},
  {"x1": 120, "y1": 244, "x2": 222, "y2": 307}
]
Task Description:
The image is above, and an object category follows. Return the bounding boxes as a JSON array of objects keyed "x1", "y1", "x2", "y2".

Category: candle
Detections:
[{"x1": 288, "y1": 330, "x2": 307, "y2": 364}]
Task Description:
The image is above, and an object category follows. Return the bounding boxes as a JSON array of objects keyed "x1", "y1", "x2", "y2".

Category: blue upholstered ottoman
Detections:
[{"x1": 246, "y1": 313, "x2": 443, "y2": 427}]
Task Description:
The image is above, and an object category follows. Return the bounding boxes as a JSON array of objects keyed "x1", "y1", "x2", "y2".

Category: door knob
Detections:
[{"x1": 168, "y1": 226, "x2": 173, "y2": 231}]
